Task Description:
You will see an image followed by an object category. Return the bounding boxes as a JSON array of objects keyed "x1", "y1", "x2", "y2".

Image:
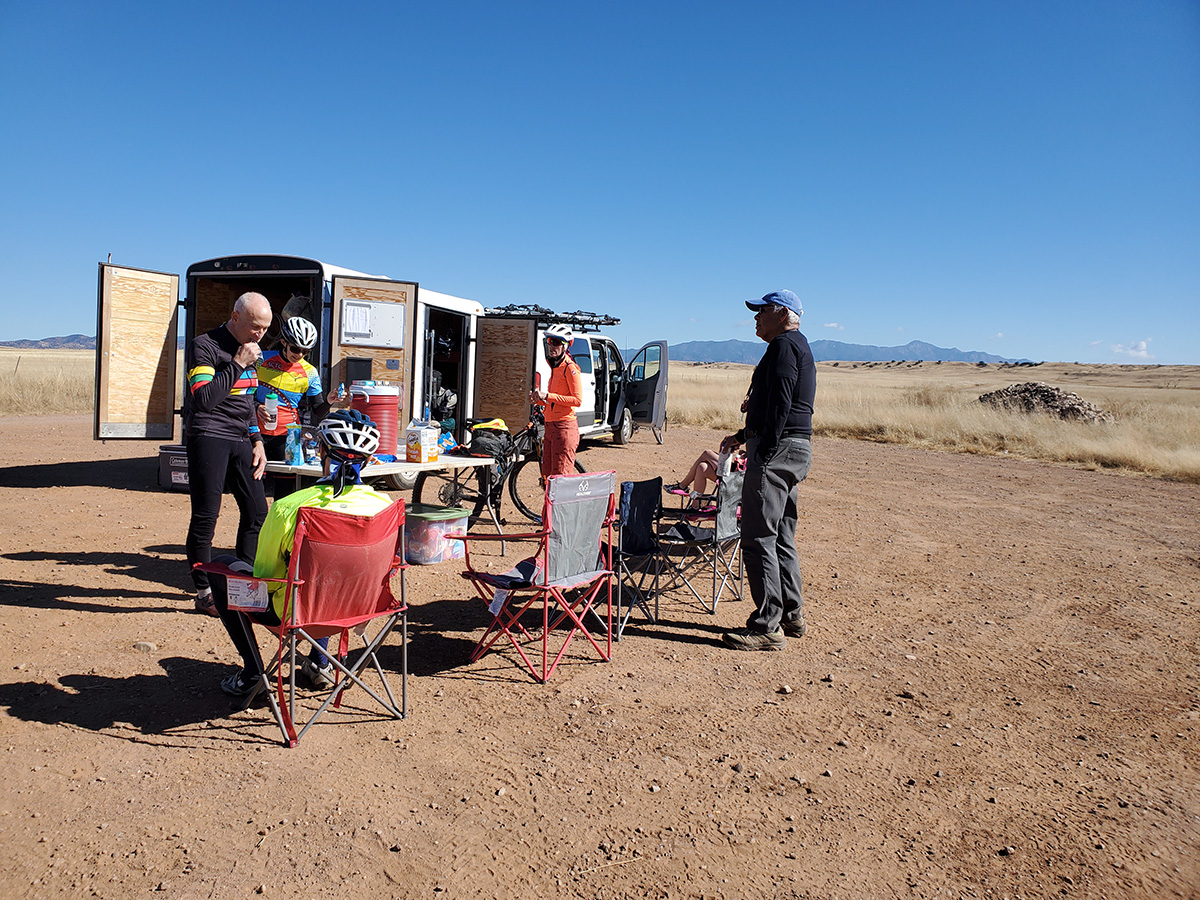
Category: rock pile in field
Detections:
[{"x1": 978, "y1": 382, "x2": 1114, "y2": 424}]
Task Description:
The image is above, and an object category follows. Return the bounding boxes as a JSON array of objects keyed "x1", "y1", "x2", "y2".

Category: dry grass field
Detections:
[
  {"x1": 3, "y1": 349, "x2": 1198, "y2": 481},
  {"x1": 0, "y1": 349, "x2": 95, "y2": 415},
  {"x1": 671, "y1": 360, "x2": 1200, "y2": 482}
]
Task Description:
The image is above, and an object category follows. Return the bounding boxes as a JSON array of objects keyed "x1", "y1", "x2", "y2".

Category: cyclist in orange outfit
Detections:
[{"x1": 529, "y1": 323, "x2": 583, "y2": 479}]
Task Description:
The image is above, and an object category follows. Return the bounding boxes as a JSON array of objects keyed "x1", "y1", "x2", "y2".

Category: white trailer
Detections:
[{"x1": 95, "y1": 253, "x2": 667, "y2": 454}]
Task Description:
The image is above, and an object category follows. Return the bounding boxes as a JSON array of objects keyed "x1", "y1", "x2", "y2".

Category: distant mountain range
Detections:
[
  {"x1": 1, "y1": 333, "x2": 1025, "y2": 364},
  {"x1": 669, "y1": 338, "x2": 1026, "y2": 364},
  {"x1": 0, "y1": 334, "x2": 96, "y2": 350}
]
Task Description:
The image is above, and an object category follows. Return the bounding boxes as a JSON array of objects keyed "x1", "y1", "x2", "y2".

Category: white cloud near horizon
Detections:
[
  {"x1": 1111, "y1": 338, "x2": 1154, "y2": 359},
  {"x1": 824, "y1": 322, "x2": 844, "y2": 330}
]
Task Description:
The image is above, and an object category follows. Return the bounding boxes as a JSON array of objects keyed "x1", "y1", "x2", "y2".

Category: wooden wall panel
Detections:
[
  {"x1": 474, "y1": 318, "x2": 535, "y2": 432},
  {"x1": 194, "y1": 279, "x2": 238, "y2": 337}
]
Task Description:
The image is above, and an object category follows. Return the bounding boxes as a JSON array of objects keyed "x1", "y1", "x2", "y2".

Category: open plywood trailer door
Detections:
[
  {"x1": 94, "y1": 263, "x2": 180, "y2": 440},
  {"x1": 473, "y1": 316, "x2": 537, "y2": 433},
  {"x1": 329, "y1": 275, "x2": 419, "y2": 404}
]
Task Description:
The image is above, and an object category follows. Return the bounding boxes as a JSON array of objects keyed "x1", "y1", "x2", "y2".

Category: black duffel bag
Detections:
[{"x1": 468, "y1": 419, "x2": 513, "y2": 459}]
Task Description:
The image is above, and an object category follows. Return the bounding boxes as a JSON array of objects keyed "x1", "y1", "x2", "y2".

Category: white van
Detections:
[
  {"x1": 485, "y1": 307, "x2": 668, "y2": 445},
  {"x1": 95, "y1": 254, "x2": 667, "y2": 455}
]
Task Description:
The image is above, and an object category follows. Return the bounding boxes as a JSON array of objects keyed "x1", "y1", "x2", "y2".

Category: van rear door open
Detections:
[{"x1": 94, "y1": 263, "x2": 180, "y2": 440}]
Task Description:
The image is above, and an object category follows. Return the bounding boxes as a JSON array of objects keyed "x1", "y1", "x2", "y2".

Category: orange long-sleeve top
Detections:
[{"x1": 537, "y1": 357, "x2": 583, "y2": 423}]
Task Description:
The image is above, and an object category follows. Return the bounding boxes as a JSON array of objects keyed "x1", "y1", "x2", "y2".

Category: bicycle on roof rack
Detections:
[
  {"x1": 410, "y1": 405, "x2": 584, "y2": 527},
  {"x1": 482, "y1": 304, "x2": 621, "y2": 333}
]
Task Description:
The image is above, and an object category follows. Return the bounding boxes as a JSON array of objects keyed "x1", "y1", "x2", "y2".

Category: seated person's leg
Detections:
[
  {"x1": 209, "y1": 556, "x2": 281, "y2": 704},
  {"x1": 692, "y1": 456, "x2": 719, "y2": 496},
  {"x1": 301, "y1": 637, "x2": 335, "y2": 689}
]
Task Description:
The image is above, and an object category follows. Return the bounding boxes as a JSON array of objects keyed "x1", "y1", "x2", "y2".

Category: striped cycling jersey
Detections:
[
  {"x1": 184, "y1": 325, "x2": 261, "y2": 444},
  {"x1": 254, "y1": 352, "x2": 324, "y2": 436}
]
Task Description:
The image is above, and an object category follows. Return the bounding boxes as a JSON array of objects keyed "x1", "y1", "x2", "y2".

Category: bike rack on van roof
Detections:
[{"x1": 483, "y1": 304, "x2": 621, "y2": 333}]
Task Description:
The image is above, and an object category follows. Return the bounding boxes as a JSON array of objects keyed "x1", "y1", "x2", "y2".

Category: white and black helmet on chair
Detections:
[
  {"x1": 280, "y1": 315, "x2": 318, "y2": 350},
  {"x1": 318, "y1": 409, "x2": 380, "y2": 461}
]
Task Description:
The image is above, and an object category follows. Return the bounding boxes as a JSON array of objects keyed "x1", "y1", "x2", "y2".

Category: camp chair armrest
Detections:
[
  {"x1": 449, "y1": 529, "x2": 546, "y2": 543},
  {"x1": 457, "y1": 529, "x2": 546, "y2": 570},
  {"x1": 192, "y1": 561, "x2": 292, "y2": 587}
]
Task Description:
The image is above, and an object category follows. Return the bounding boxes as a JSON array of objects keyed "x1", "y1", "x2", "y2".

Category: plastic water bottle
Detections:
[{"x1": 263, "y1": 392, "x2": 278, "y2": 429}]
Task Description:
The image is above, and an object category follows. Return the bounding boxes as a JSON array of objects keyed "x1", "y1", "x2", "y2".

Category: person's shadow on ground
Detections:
[
  {"x1": 0, "y1": 657, "x2": 240, "y2": 739},
  {"x1": 3, "y1": 543, "x2": 185, "y2": 597},
  {"x1": 0, "y1": 456, "x2": 165, "y2": 493}
]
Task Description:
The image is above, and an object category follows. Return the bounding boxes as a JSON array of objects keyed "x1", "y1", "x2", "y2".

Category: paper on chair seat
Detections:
[
  {"x1": 488, "y1": 589, "x2": 509, "y2": 616},
  {"x1": 228, "y1": 577, "x2": 270, "y2": 612}
]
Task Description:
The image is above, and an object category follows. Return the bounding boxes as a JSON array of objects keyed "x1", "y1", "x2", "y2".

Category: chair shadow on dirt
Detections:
[
  {"x1": 615, "y1": 610, "x2": 732, "y2": 648},
  {"x1": 0, "y1": 656, "x2": 268, "y2": 745},
  {"x1": 0, "y1": 456, "x2": 166, "y2": 493},
  {"x1": 379, "y1": 595, "x2": 485, "y2": 679},
  {"x1": 391, "y1": 585, "x2": 734, "y2": 680},
  {"x1": 392, "y1": 591, "x2": 624, "y2": 682}
]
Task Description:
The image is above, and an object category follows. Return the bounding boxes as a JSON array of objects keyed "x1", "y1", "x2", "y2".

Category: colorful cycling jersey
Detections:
[
  {"x1": 254, "y1": 351, "x2": 324, "y2": 436},
  {"x1": 254, "y1": 483, "x2": 395, "y2": 617},
  {"x1": 184, "y1": 325, "x2": 261, "y2": 444}
]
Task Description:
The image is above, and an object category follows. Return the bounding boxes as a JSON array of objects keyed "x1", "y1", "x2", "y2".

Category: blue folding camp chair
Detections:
[{"x1": 614, "y1": 477, "x2": 665, "y2": 639}]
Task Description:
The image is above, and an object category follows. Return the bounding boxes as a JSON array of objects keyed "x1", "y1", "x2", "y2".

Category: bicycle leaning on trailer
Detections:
[{"x1": 410, "y1": 406, "x2": 584, "y2": 526}]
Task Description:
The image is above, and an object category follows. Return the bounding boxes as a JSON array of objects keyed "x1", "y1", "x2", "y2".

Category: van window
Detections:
[
  {"x1": 629, "y1": 345, "x2": 660, "y2": 381},
  {"x1": 570, "y1": 338, "x2": 593, "y2": 373}
]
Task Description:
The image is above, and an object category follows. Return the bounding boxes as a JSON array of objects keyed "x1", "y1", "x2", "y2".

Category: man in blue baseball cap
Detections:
[{"x1": 719, "y1": 289, "x2": 816, "y2": 650}]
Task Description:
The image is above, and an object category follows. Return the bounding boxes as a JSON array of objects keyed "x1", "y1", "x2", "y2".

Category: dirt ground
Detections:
[{"x1": 0, "y1": 414, "x2": 1196, "y2": 900}]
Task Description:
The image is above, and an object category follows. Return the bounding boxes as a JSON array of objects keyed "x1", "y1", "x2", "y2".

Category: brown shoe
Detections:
[
  {"x1": 194, "y1": 590, "x2": 219, "y2": 617},
  {"x1": 781, "y1": 616, "x2": 807, "y2": 638},
  {"x1": 722, "y1": 627, "x2": 786, "y2": 651}
]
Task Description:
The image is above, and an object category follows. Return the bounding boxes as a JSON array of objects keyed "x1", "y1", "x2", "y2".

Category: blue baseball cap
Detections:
[{"x1": 745, "y1": 289, "x2": 803, "y2": 316}]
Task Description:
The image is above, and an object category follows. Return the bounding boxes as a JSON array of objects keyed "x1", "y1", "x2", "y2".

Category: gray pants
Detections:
[{"x1": 741, "y1": 436, "x2": 812, "y2": 632}]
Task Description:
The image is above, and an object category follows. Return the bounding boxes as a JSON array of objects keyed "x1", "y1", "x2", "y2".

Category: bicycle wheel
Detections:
[
  {"x1": 509, "y1": 458, "x2": 587, "y2": 525},
  {"x1": 413, "y1": 467, "x2": 488, "y2": 525},
  {"x1": 508, "y1": 459, "x2": 547, "y2": 524}
]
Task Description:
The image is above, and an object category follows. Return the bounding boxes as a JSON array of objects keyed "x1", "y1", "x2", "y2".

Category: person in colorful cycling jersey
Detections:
[
  {"x1": 184, "y1": 292, "x2": 272, "y2": 616},
  {"x1": 254, "y1": 315, "x2": 328, "y2": 497},
  {"x1": 208, "y1": 409, "x2": 395, "y2": 708}
]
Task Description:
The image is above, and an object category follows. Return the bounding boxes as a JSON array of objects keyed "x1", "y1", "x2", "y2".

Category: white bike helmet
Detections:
[
  {"x1": 318, "y1": 410, "x2": 380, "y2": 460},
  {"x1": 544, "y1": 323, "x2": 573, "y2": 344},
  {"x1": 280, "y1": 315, "x2": 318, "y2": 350}
]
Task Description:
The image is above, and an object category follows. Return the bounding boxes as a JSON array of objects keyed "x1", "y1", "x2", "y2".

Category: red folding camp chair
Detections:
[
  {"x1": 459, "y1": 471, "x2": 617, "y2": 683},
  {"x1": 197, "y1": 501, "x2": 408, "y2": 747}
]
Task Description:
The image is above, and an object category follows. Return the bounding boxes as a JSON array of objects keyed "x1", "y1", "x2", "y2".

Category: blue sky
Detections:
[{"x1": 1, "y1": 1, "x2": 1197, "y2": 363}]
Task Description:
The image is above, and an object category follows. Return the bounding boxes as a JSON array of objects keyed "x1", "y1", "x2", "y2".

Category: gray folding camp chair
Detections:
[
  {"x1": 460, "y1": 471, "x2": 617, "y2": 682},
  {"x1": 658, "y1": 469, "x2": 743, "y2": 613}
]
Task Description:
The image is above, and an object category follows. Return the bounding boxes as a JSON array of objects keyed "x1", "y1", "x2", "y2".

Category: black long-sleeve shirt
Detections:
[
  {"x1": 183, "y1": 325, "x2": 262, "y2": 444},
  {"x1": 740, "y1": 329, "x2": 815, "y2": 457}
]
